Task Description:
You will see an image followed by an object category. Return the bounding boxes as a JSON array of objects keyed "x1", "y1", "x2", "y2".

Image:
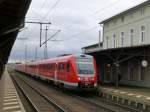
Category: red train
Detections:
[{"x1": 15, "y1": 54, "x2": 97, "y2": 90}]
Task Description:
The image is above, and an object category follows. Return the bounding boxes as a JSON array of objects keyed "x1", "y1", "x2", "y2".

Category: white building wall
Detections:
[
  {"x1": 100, "y1": 2, "x2": 150, "y2": 87},
  {"x1": 103, "y1": 3, "x2": 150, "y2": 50}
]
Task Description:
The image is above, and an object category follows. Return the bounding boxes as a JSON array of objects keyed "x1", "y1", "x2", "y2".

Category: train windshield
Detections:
[{"x1": 76, "y1": 58, "x2": 94, "y2": 75}]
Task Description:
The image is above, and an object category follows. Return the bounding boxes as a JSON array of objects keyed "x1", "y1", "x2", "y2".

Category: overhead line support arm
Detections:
[{"x1": 25, "y1": 21, "x2": 51, "y2": 47}]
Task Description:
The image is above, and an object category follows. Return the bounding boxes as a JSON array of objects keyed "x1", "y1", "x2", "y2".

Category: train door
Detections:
[{"x1": 54, "y1": 63, "x2": 58, "y2": 83}]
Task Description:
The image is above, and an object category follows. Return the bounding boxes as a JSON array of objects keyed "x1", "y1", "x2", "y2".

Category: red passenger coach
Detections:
[{"x1": 15, "y1": 54, "x2": 97, "y2": 90}]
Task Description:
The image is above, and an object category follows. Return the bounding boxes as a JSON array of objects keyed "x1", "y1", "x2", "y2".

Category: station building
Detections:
[{"x1": 82, "y1": 0, "x2": 150, "y2": 87}]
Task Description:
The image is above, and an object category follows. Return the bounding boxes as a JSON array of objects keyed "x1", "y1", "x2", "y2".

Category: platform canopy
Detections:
[
  {"x1": 83, "y1": 44, "x2": 150, "y2": 64},
  {"x1": 0, "y1": 0, "x2": 31, "y2": 76}
]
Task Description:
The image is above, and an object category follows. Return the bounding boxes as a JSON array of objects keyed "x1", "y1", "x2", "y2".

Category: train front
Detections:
[{"x1": 75, "y1": 54, "x2": 97, "y2": 89}]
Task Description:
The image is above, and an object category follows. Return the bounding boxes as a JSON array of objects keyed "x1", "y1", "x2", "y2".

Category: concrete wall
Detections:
[{"x1": 103, "y1": 3, "x2": 150, "y2": 49}]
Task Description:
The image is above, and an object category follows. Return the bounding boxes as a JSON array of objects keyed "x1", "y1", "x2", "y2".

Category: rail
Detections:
[{"x1": 11, "y1": 74, "x2": 67, "y2": 112}]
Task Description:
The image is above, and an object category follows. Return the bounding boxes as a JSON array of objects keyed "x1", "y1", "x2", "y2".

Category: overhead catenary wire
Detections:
[
  {"x1": 41, "y1": 30, "x2": 61, "y2": 47},
  {"x1": 22, "y1": 0, "x2": 61, "y2": 41},
  {"x1": 46, "y1": 1, "x2": 126, "y2": 43},
  {"x1": 90, "y1": 0, "x2": 147, "y2": 21},
  {"x1": 89, "y1": 0, "x2": 120, "y2": 16},
  {"x1": 23, "y1": 0, "x2": 146, "y2": 40},
  {"x1": 23, "y1": 0, "x2": 50, "y2": 37},
  {"x1": 59, "y1": 26, "x2": 98, "y2": 42},
  {"x1": 15, "y1": 0, "x2": 148, "y2": 59},
  {"x1": 24, "y1": 0, "x2": 139, "y2": 41},
  {"x1": 41, "y1": 0, "x2": 61, "y2": 21},
  {"x1": 58, "y1": 0, "x2": 147, "y2": 43}
]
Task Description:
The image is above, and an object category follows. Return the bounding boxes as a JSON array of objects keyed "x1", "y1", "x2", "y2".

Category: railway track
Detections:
[
  {"x1": 73, "y1": 95, "x2": 139, "y2": 112},
  {"x1": 10, "y1": 70, "x2": 139, "y2": 112},
  {"x1": 11, "y1": 74, "x2": 66, "y2": 112}
]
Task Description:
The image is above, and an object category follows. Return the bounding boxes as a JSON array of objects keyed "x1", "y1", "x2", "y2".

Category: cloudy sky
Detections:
[{"x1": 9, "y1": 0, "x2": 147, "y2": 61}]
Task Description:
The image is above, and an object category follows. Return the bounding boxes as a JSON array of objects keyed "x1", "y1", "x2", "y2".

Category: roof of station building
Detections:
[{"x1": 100, "y1": 0, "x2": 150, "y2": 24}]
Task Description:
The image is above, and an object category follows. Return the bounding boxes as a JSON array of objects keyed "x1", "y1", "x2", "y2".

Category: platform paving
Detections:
[
  {"x1": 98, "y1": 85, "x2": 150, "y2": 111},
  {"x1": 0, "y1": 69, "x2": 25, "y2": 112}
]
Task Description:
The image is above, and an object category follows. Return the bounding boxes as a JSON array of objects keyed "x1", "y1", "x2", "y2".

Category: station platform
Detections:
[
  {"x1": 0, "y1": 69, "x2": 25, "y2": 112},
  {"x1": 98, "y1": 85, "x2": 150, "y2": 111}
]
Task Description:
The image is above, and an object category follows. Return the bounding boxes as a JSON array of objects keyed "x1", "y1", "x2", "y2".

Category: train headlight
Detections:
[
  {"x1": 91, "y1": 77, "x2": 94, "y2": 81},
  {"x1": 78, "y1": 77, "x2": 81, "y2": 81}
]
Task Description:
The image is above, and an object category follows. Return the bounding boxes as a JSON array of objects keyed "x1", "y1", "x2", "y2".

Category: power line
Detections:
[
  {"x1": 91, "y1": 0, "x2": 144, "y2": 17},
  {"x1": 24, "y1": 0, "x2": 121, "y2": 40},
  {"x1": 41, "y1": 0, "x2": 61, "y2": 21},
  {"x1": 62, "y1": 0, "x2": 145, "y2": 42},
  {"x1": 24, "y1": 0, "x2": 50, "y2": 36},
  {"x1": 62, "y1": 26, "x2": 98, "y2": 41},
  {"x1": 25, "y1": 21, "x2": 51, "y2": 47},
  {"x1": 22, "y1": 0, "x2": 145, "y2": 45},
  {"x1": 41, "y1": 30, "x2": 61, "y2": 47},
  {"x1": 90, "y1": 0, "x2": 119, "y2": 16},
  {"x1": 22, "y1": 0, "x2": 61, "y2": 43}
]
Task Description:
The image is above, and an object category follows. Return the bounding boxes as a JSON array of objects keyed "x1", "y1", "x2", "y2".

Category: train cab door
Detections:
[{"x1": 54, "y1": 63, "x2": 58, "y2": 83}]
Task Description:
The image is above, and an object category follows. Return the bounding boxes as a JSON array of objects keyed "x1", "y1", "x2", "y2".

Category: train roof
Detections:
[{"x1": 25, "y1": 54, "x2": 93, "y2": 65}]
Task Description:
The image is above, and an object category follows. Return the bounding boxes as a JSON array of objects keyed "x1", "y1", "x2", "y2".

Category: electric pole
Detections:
[
  {"x1": 25, "y1": 21, "x2": 51, "y2": 47},
  {"x1": 44, "y1": 26, "x2": 48, "y2": 59},
  {"x1": 25, "y1": 45, "x2": 27, "y2": 62},
  {"x1": 35, "y1": 46, "x2": 37, "y2": 60}
]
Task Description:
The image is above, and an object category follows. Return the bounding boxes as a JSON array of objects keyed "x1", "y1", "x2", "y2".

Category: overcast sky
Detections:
[{"x1": 9, "y1": 0, "x2": 147, "y2": 61}]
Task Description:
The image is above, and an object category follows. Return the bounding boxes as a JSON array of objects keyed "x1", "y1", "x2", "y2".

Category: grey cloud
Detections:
[{"x1": 9, "y1": 0, "x2": 147, "y2": 61}]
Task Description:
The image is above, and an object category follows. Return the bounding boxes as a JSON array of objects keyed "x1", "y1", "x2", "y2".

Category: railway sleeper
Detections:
[
  {"x1": 99, "y1": 92, "x2": 149, "y2": 111},
  {"x1": 145, "y1": 105, "x2": 150, "y2": 112},
  {"x1": 112, "y1": 96, "x2": 118, "y2": 103},
  {"x1": 118, "y1": 97, "x2": 123, "y2": 104},
  {"x1": 130, "y1": 101, "x2": 137, "y2": 109}
]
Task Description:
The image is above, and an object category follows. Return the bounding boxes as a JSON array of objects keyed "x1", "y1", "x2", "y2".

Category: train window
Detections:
[
  {"x1": 62, "y1": 64, "x2": 65, "y2": 70},
  {"x1": 76, "y1": 63, "x2": 94, "y2": 75},
  {"x1": 52, "y1": 64, "x2": 55, "y2": 70},
  {"x1": 58, "y1": 64, "x2": 61, "y2": 71},
  {"x1": 58, "y1": 63, "x2": 65, "y2": 71},
  {"x1": 42, "y1": 64, "x2": 50, "y2": 71},
  {"x1": 49, "y1": 64, "x2": 52, "y2": 70},
  {"x1": 67, "y1": 63, "x2": 70, "y2": 72},
  {"x1": 76, "y1": 58, "x2": 94, "y2": 75},
  {"x1": 48, "y1": 64, "x2": 53, "y2": 70},
  {"x1": 50, "y1": 64, "x2": 53, "y2": 70}
]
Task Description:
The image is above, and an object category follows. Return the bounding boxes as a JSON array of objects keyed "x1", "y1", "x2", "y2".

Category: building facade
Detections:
[
  {"x1": 82, "y1": 1, "x2": 150, "y2": 87},
  {"x1": 102, "y1": 1, "x2": 150, "y2": 50}
]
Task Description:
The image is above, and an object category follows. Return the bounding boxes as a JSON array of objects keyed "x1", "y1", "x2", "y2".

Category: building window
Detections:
[
  {"x1": 131, "y1": 12, "x2": 134, "y2": 18},
  {"x1": 113, "y1": 20, "x2": 117, "y2": 25},
  {"x1": 120, "y1": 32, "x2": 124, "y2": 47},
  {"x1": 141, "y1": 8, "x2": 145, "y2": 16},
  {"x1": 141, "y1": 26, "x2": 145, "y2": 44},
  {"x1": 129, "y1": 29, "x2": 134, "y2": 46},
  {"x1": 106, "y1": 36, "x2": 109, "y2": 48},
  {"x1": 121, "y1": 16, "x2": 124, "y2": 22},
  {"x1": 112, "y1": 34, "x2": 116, "y2": 48},
  {"x1": 106, "y1": 23, "x2": 109, "y2": 28}
]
